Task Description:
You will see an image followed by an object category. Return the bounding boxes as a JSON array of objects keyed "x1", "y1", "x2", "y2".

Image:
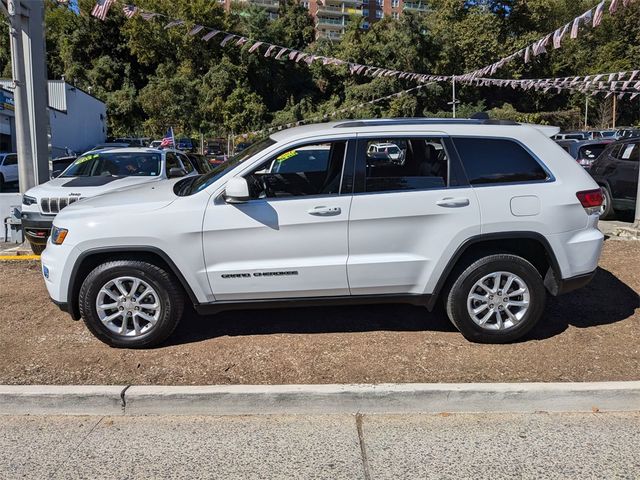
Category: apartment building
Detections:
[{"x1": 220, "y1": 0, "x2": 429, "y2": 40}]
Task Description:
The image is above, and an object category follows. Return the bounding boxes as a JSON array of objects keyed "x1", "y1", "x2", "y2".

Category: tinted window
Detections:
[
  {"x1": 178, "y1": 153, "x2": 194, "y2": 173},
  {"x1": 246, "y1": 141, "x2": 346, "y2": 198},
  {"x1": 165, "y1": 152, "x2": 181, "y2": 172},
  {"x1": 617, "y1": 143, "x2": 639, "y2": 162},
  {"x1": 4, "y1": 154, "x2": 17, "y2": 166},
  {"x1": 361, "y1": 138, "x2": 449, "y2": 193},
  {"x1": 454, "y1": 138, "x2": 548, "y2": 185},
  {"x1": 62, "y1": 152, "x2": 161, "y2": 177},
  {"x1": 578, "y1": 144, "x2": 607, "y2": 160}
]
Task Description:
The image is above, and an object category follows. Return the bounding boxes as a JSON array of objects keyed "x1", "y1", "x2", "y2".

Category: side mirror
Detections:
[
  {"x1": 168, "y1": 167, "x2": 187, "y2": 178},
  {"x1": 224, "y1": 177, "x2": 250, "y2": 204}
]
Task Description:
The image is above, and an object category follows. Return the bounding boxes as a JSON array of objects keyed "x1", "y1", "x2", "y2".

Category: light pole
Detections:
[{"x1": 448, "y1": 76, "x2": 461, "y2": 118}]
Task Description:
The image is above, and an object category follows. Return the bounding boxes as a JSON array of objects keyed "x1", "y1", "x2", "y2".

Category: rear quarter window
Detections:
[{"x1": 453, "y1": 137, "x2": 549, "y2": 185}]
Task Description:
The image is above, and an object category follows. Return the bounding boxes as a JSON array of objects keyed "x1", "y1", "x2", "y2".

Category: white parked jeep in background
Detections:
[
  {"x1": 21, "y1": 147, "x2": 197, "y2": 254},
  {"x1": 41, "y1": 119, "x2": 604, "y2": 348}
]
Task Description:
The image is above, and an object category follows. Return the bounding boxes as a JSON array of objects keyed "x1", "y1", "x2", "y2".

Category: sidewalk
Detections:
[{"x1": 1, "y1": 412, "x2": 638, "y2": 479}]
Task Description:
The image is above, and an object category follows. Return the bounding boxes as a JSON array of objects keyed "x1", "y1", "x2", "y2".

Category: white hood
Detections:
[
  {"x1": 26, "y1": 175, "x2": 162, "y2": 200},
  {"x1": 58, "y1": 178, "x2": 180, "y2": 217}
]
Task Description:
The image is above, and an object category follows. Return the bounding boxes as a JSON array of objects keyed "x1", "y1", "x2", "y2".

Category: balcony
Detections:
[
  {"x1": 248, "y1": 0, "x2": 280, "y2": 10},
  {"x1": 317, "y1": 30, "x2": 344, "y2": 41},
  {"x1": 403, "y1": 2, "x2": 428, "y2": 11},
  {"x1": 316, "y1": 4, "x2": 347, "y2": 16},
  {"x1": 324, "y1": 0, "x2": 363, "y2": 7},
  {"x1": 316, "y1": 16, "x2": 346, "y2": 29}
]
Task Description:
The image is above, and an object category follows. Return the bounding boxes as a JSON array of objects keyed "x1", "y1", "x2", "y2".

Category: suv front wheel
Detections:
[
  {"x1": 446, "y1": 254, "x2": 546, "y2": 343},
  {"x1": 79, "y1": 260, "x2": 184, "y2": 348}
]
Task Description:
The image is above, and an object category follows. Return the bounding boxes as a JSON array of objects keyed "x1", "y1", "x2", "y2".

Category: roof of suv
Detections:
[{"x1": 269, "y1": 118, "x2": 557, "y2": 142}]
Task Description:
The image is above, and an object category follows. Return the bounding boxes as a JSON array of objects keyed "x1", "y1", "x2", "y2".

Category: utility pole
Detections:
[
  {"x1": 448, "y1": 76, "x2": 460, "y2": 118},
  {"x1": 584, "y1": 95, "x2": 589, "y2": 130},
  {"x1": 612, "y1": 94, "x2": 617, "y2": 129},
  {"x1": 4, "y1": 0, "x2": 49, "y2": 193}
]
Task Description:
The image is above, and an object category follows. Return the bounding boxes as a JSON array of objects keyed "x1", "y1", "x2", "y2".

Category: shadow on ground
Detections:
[{"x1": 167, "y1": 267, "x2": 639, "y2": 347}]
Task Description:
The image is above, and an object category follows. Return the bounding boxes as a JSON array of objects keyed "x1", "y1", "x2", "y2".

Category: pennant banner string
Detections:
[{"x1": 460, "y1": 0, "x2": 636, "y2": 80}]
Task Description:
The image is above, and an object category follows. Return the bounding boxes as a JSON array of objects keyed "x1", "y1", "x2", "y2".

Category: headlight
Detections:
[
  {"x1": 22, "y1": 195, "x2": 37, "y2": 206},
  {"x1": 51, "y1": 226, "x2": 69, "y2": 245}
]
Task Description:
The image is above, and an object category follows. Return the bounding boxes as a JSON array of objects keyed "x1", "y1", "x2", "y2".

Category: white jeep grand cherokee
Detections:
[{"x1": 41, "y1": 119, "x2": 604, "y2": 348}]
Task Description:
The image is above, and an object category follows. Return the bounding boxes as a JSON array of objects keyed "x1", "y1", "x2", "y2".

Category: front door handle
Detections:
[
  {"x1": 436, "y1": 197, "x2": 470, "y2": 208},
  {"x1": 308, "y1": 206, "x2": 342, "y2": 216}
]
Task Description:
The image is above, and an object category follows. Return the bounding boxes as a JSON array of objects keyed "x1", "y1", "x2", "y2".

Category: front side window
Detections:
[
  {"x1": 453, "y1": 137, "x2": 548, "y2": 185},
  {"x1": 360, "y1": 137, "x2": 449, "y2": 193},
  {"x1": 178, "y1": 153, "x2": 194, "y2": 173},
  {"x1": 62, "y1": 152, "x2": 161, "y2": 177},
  {"x1": 245, "y1": 141, "x2": 346, "y2": 199},
  {"x1": 165, "y1": 152, "x2": 181, "y2": 173},
  {"x1": 4, "y1": 154, "x2": 17, "y2": 166}
]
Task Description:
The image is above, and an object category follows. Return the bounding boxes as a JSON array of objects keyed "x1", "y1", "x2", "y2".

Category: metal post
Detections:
[
  {"x1": 612, "y1": 95, "x2": 617, "y2": 129},
  {"x1": 452, "y1": 76, "x2": 457, "y2": 118},
  {"x1": 584, "y1": 95, "x2": 589, "y2": 130},
  {"x1": 6, "y1": 0, "x2": 49, "y2": 192},
  {"x1": 8, "y1": 0, "x2": 35, "y2": 194}
]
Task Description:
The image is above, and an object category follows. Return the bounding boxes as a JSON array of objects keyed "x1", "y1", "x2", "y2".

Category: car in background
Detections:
[
  {"x1": 113, "y1": 138, "x2": 151, "y2": 148},
  {"x1": 589, "y1": 138, "x2": 639, "y2": 220},
  {"x1": 149, "y1": 140, "x2": 162, "y2": 149},
  {"x1": 0, "y1": 152, "x2": 18, "y2": 192},
  {"x1": 21, "y1": 148, "x2": 198, "y2": 254},
  {"x1": 86, "y1": 142, "x2": 133, "y2": 153},
  {"x1": 185, "y1": 153, "x2": 214, "y2": 174},
  {"x1": 367, "y1": 142, "x2": 405, "y2": 164},
  {"x1": 552, "y1": 132, "x2": 590, "y2": 141},
  {"x1": 588, "y1": 130, "x2": 616, "y2": 140},
  {"x1": 555, "y1": 139, "x2": 612, "y2": 170},
  {"x1": 176, "y1": 138, "x2": 197, "y2": 152},
  {"x1": 615, "y1": 128, "x2": 640, "y2": 140},
  {"x1": 234, "y1": 142, "x2": 252, "y2": 154},
  {"x1": 50, "y1": 156, "x2": 77, "y2": 179}
]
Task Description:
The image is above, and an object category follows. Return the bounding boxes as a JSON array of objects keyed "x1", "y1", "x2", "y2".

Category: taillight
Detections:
[{"x1": 576, "y1": 189, "x2": 603, "y2": 215}]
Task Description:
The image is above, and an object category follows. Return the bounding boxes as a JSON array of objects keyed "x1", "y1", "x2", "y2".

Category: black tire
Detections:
[
  {"x1": 445, "y1": 254, "x2": 546, "y2": 344},
  {"x1": 29, "y1": 242, "x2": 45, "y2": 255},
  {"x1": 79, "y1": 260, "x2": 184, "y2": 348},
  {"x1": 599, "y1": 185, "x2": 616, "y2": 220}
]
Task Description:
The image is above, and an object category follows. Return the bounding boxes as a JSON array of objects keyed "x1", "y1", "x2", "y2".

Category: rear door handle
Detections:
[
  {"x1": 436, "y1": 197, "x2": 470, "y2": 208},
  {"x1": 308, "y1": 206, "x2": 341, "y2": 216}
]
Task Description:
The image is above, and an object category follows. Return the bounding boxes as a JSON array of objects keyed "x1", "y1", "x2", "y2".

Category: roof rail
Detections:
[{"x1": 334, "y1": 118, "x2": 520, "y2": 128}]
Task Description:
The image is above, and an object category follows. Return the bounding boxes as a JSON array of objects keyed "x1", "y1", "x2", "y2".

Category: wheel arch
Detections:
[
  {"x1": 428, "y1": 232, "x2": 561, "y2": 310},
  {"x1": 67, "y1": 246, "x2": 198, "y2": 320}
]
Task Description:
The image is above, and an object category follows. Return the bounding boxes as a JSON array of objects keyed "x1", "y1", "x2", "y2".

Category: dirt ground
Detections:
[{"x1": 0, "y1": 239, "x2": 638, "y2": 385}]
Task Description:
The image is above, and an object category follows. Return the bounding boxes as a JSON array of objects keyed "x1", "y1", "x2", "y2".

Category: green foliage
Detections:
[{"x1": 0, "y1": 0, "x2": 636, "y2": 137}]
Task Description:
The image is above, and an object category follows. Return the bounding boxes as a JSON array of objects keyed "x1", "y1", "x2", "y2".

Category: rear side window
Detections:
[{"x1": 453, "y1": 138, "x2": 548, "y2": 185}]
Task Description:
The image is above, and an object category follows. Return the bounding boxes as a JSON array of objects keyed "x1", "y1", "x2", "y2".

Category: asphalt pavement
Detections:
[{"x1": 1, "y1": 412, "x2": 638, "y2": 479}]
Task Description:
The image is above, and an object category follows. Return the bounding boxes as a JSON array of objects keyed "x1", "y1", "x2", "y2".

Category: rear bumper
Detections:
[{"x1": 21, "y1": 211, "x2": 54, "y2": 245}]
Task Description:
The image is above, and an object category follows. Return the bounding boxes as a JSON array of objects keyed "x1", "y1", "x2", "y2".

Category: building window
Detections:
[
  {"x1": 391, "y1": 0, "x2": 399, "y2": 7},
  {"x1": 392, "y1": 11, "x2": 399, "y2": 18}
]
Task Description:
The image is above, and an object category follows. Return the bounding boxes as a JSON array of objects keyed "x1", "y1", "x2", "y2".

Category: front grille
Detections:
[{"x1": 40, "y1": 196, "x2": 82, "y2": 214}]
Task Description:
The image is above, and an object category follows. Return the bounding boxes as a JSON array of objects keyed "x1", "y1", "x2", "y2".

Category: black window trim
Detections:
[
  {"x1": 449, "y1": 135, "x2": 556, "y2": 188},
  {"x1": 352, "y1": 134, "x2": 469, "y2": 195}
]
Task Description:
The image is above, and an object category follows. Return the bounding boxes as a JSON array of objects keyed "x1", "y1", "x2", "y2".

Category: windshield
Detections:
[
  {"x1": 175, "y1": 137, "x2": 276, "y2": 196},
  {"x1": 62, "y1": 152, "x2": 162, "y2": 177}
]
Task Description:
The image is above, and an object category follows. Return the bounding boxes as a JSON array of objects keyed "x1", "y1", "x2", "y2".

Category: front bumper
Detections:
[{"x1": 21, "y1": 211, "x2": 54, "y2": 245}]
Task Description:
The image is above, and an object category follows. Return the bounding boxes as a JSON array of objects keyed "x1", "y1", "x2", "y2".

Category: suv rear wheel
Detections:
[
  {"x1": 79, "y1": 260, "x2": 184, "y2": 348},
  {"x1": 599, "y1": 185, "x2": 616, "y2": 220},
  {"x1": 445, "y1": 254, "x2": 546, "y2": 343}
]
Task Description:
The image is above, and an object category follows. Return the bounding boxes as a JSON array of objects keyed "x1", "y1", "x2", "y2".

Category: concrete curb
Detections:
[
  {"x1": 0, "y1": 385, "x2": 126, "y2": 415},
  {"x1": 1, "y1": 382, "x2": 639, "y2": 416}
]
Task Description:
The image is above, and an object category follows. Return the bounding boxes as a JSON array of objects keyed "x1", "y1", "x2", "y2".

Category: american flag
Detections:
[
  {"x1": 593, "y1": 1, "x2": 605, "y2": 27},
  {"x1": 123, "y1": 5, "x2": 138, "y2": 19},
  {"x1": 159, "y1": 128, "x2": 175, "y2": 148},
  {"x1": 91, "y1": 0, "x2": 115, "y2": 20}
]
